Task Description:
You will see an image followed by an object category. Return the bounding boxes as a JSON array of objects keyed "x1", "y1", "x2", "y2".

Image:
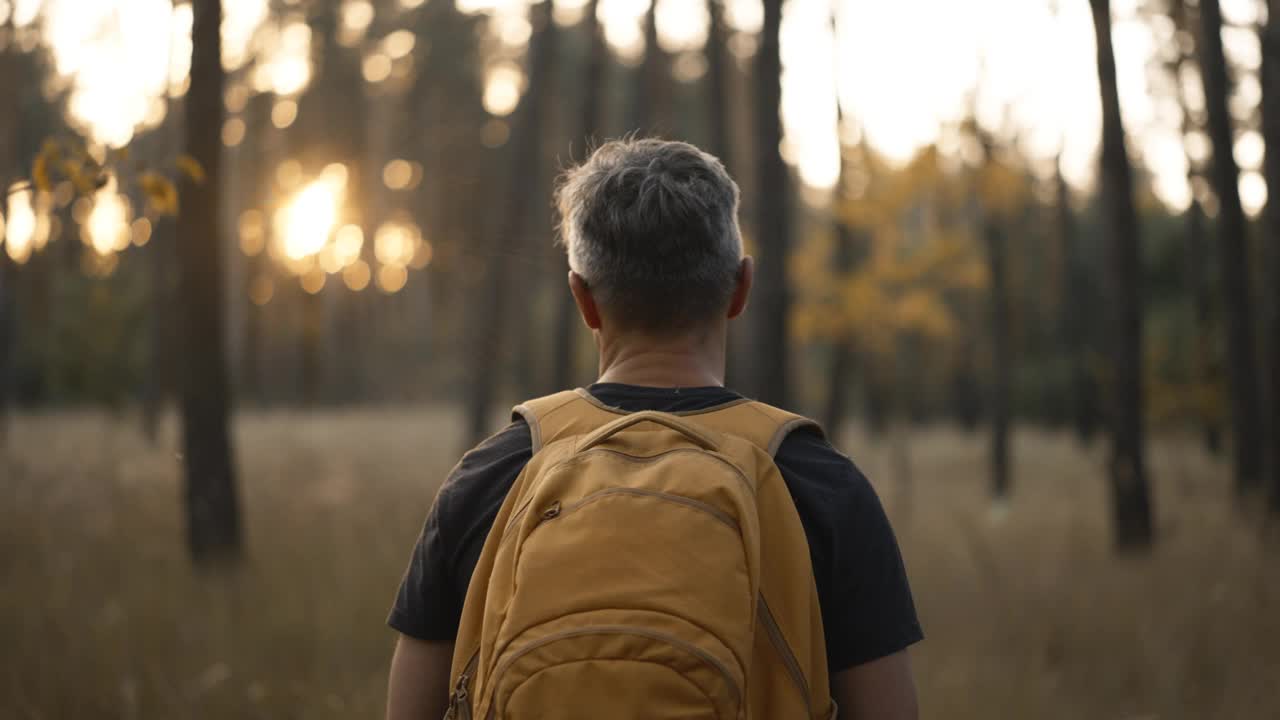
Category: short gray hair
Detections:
[{"x1": 555, "y1": 138, "x2": 743, "y2": 333}]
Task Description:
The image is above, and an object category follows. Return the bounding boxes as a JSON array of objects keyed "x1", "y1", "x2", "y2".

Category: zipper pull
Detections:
[
  {"x1": 448, "y1": 673, "x2": 471, "y2": 720},
  {"x1": 540, "y1": 501, "x2": 561, "y2": 521}
]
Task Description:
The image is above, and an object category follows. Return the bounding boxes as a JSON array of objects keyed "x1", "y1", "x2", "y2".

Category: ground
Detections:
[{"x1": 2, "y1": 409, "x2": 1277, "y2": 719}]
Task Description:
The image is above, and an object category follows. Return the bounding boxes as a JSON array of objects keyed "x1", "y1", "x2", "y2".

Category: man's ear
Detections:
[
  {"x1": 727, "y1": 256, "x2": 754, "y2": 320},
  {"x1": 569, "y1": 271, "x2": 602, "y2": 330}
]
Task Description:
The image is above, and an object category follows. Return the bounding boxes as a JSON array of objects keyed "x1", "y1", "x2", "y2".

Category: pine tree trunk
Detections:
[
  {"x1": 177, "y1": 0, "x2": 243, "y2": 565},
  {"x1": 143, "y1": 216, "x2": 174, "y2": 441},
  {"x1": 706, "y1": 0, "x2": 732, "y2": 170},
  {"x1": 464, "y1": 1, "x2": 558, "y2": 446},
  {"x1": 0, "y1": 248, "x2": 13, "y2": 447},
  {"x1": 549, "y1": 0, "x2": 604, "y2": 393},
  {"x1": 1055, "y1": 158, "x2": 1098, "y2": 444},
  {"x1": 1260, "y1": 0, "x2": 1280, "y2": 510},
  {"x1": 752, "y1": 0, "x2": 790, "y2": 408},
  {"x1": 985, "y1": 219, "x2": 1012, "y2": 498},
  {"x1": 1198, "y1": 0, "x2": 1263, "y2": 492},
  {"x1": 631, "y1": 3, "x2": 670, "y2": 135},
  {"x1": 1090, "y1": 0, "x2": 1153, "y2": 550}
]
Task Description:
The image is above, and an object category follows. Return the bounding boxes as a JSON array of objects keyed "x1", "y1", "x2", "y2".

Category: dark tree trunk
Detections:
[
  {"x1": 549, "y1": 0, "x2": 604, "y2": 394},
  {"x1": 985, "y1": 219, "x2": 1012, "y2": 498},
  {"x1": 1090, "y1": 0, "x2": 1153, "y2": 550},
  {"x1": 143, "y1": 216, "x2": 175, "y2": 441},
  {"x1": 1184, "y1": 196, "x2": 1223, "y2": 453},
  {"x1": 1261, "y1": 0, "x2": 1280, "y2": 510},
  {"x1": 0, "y1": 32, "x2": 18, "y2": 446},
  {"x1": 706, "y1": 0, "x2": 732, "y2": 170},
  {"x1": 752, "y1": 0, "x2": 790, "y2": 407},
  {"x1": 1198, "y1": 0, "x2": 1263, "y2": 492},
  {"x1": 822, "y1": 223, "x2": 859, "y2": 436},
  {"x1": 822, "y1": 5, "x2": 858, "y2": 438},
  {"x1": 0, "y1": 249, "x2": 13, "y2": 447},
  {"x1": 1055, "y1": 157, "x2": 1099, "y2": 444},
  {"x1": 631, "y1": 2, "x2": 670, "y2": 135},
  {"x1": 300, "y1": 289, "x2": 322, "y2": 406},
  {"x1": 140, "y1": 100, "x2": 182, "y2": 442},
  {"x1": 177, "y1": 0, "x2": 243, "y2": 564},
  {"x1": 1167, "y1": 0, "x2": 1223, "y2": 455},
  {"x1": 464, "y1": 0, "x2": 558, "y2": 446}
]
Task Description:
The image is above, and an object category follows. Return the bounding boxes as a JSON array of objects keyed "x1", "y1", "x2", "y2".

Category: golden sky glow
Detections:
[{"x1": 19, "y1": 0, "x2": 1269, "y2": 215}]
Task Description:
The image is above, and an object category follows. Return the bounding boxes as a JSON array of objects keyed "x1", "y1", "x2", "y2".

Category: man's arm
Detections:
[
  {"x1": 831, "y1": 649, "x2": 918, "y2": 720},
  {"x1": 386, "y1": 635, "x2": 453, "y2": 720}
]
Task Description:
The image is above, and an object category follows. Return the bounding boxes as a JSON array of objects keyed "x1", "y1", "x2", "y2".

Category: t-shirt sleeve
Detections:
[
  {"x1": 387, "y1": 420, "x2": 533, "y2": 642},
  {"x1": 387, "y1": 492, "x2": 459, "y2": 641},
  {"x1": 774, "y1": 430, "x2": 924, "y2": 672}
]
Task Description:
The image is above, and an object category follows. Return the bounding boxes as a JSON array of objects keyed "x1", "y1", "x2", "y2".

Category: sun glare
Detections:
[
  {"x1": 277, "y1": 177, "x2": 342, "y2": 263},
  {"x1": 84, "y1": 182, "x2": 132, "y2": 256},
  {"x1": 483, "y1": 62, "x2": 524, "y2": 116},
  {"x1": 4, "y1": 185, "x2": 49, "y2": 264}
]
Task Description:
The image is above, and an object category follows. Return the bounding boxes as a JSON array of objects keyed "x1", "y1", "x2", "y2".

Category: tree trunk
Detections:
[
  {"x1": 0, "y1": 31, "x2": 18, "y2": 447},
  {"x1": 1055, "y1": 157, "x2": 1099, "y2": 444},
  {"x1": 752, "y1": 0, "x2": 790, "y2": 407},
  {"x1": 0, "y1": 249, "x2": 13, "y2": 447},
  {"x1": 1261, "y1": 0, "x2": 1280, "y2": 510},
  {"x1": 985, "y1": 219, "x2": 1012, "y2": 498},
  {"x1": 631, "y1": 2, "x2": 670, "y2": 135},
  {"x1": 177, "y1": 0, "x2": 243, "y2": 564},
  {"x1": 464, "y1": 0, "x2": 558, "y2": 446},
  {"x1": 822, "y1": 5, "x2": 860, "y2": 438},
  {"x1": 1167, "y1": 0, "x2": 1223, "y2": 455},
  {"x1": 549, "y1": 0, "x2": 604, "y2": 394},
  {"x1": 1198, "y1": 0, "x2": 1263, "y2": 492},
  {"x1": 1090, "y1": 0, "x2": 1153, "y2": 550},
  {"x1": 706, "y1": 0, "x2": 732, "y2": 170},
  {"x1": 143, "y1": 216, "x2": 174, "y2": 441}
]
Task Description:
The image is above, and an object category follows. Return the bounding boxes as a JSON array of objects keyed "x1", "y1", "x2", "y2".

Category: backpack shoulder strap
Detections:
[
  {"x1": 682, "y1": 399, "x2": 823, "y2": 457},
  {"x1": 511, "y1": 389, "x2": 623, "y2": 453}
]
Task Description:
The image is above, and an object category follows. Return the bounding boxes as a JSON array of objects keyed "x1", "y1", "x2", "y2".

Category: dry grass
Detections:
[{"x1": 2, "y1": 410, "x2": 1277, "y2": 719}]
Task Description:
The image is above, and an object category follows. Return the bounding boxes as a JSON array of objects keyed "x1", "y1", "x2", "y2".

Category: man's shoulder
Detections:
[
  {"x1": 772, "y1": 423, "x2": 874, "y2": 496},
  {"x1": 437, "y1": 418, "x2": 535, "y2": 504}
]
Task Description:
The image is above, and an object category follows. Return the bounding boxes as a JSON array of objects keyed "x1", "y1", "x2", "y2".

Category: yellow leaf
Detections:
[
  {"x1": 63, "y1": 159, "x2": 96, "y2": 194},
  {"x1": 176, "y1": 154, "x2": 206, "y2": 184},
  {"x1": 139, "y1": 172, "x2": 179, "y2": 215},
  {"x1": 32, "y1": 152, "x2": 51, "y2": 193}
]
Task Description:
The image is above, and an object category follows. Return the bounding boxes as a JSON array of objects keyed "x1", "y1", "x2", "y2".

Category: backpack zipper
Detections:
[
  {"x1": 757, "y1": 595, "x2": 814, "y2": 718},
  {"x1": 446, "y1": 649, "x2": 480, "y2": 720},
  {"x1": 498, "y1": 447, "x2": 751, "y2": 550},
  {"x1": 545, "y1": 487, "x2": 738, "y2": 530},
  {"x1": 483, "y1": 625, "x2": 742, "y2": 719}
]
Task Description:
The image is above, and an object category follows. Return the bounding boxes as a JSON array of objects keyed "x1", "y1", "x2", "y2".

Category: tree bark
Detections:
[
  {"x1": 177, "y1": 0, "x2": 243, "y2": 564},
  {"x1": 706, "y1": 0, "x2": 732, "y2": 170},
  {"x1": 1090, "y1": 0, "x2": 1153, "y2": 550},
  {"x1": 752, "y1": 0, "x2": 790, "y2": 408},
  {"x1": 631, "y1": 2, "x2": 670, "y2": 135},
  {"x1": 821, "y1": 4, "x2": 858, "y2": 438},
  {"x1": 549, "y1": 0, "x2": 604, "y2": 394},
  {"x1": 1198, "y1": 0, "x2": 1263, "y2": 492},
  {"x1": 464, "y1": 0, "x2": 558, "y2": 446},
  {"x1": 1261, "y1": 0, "x2": 1280, "y2": 510},
  {"x1": 985, "y1": 218, "x2": 1011, "y2": 498},
  {"x1": 1054, "y1": 157, "x2": 1099, "y2": 444}
]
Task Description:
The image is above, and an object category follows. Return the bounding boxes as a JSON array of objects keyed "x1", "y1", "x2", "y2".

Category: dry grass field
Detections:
[{"x1": 2, "y1": 409, "x2": 1277, "y2": 719}]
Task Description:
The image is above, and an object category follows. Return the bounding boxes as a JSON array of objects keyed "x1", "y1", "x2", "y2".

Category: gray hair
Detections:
[{"x1": 554, "y1": 138, "x2": 743, "y2": 333}]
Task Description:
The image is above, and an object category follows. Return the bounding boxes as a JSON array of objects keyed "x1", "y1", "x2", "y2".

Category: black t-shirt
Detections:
[{"x1": 388, "y1": 384, "x2": 923, "y2": 672}]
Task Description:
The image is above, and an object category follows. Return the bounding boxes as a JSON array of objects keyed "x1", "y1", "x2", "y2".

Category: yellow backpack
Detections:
[{"x1": 445, "y1": 389, "x2": 835, "y2": 719}]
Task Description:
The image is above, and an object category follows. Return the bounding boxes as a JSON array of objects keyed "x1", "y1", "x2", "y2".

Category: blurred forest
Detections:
[{"x1": 1, "y1": 0, "x2": 1279, "y2": 717}]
